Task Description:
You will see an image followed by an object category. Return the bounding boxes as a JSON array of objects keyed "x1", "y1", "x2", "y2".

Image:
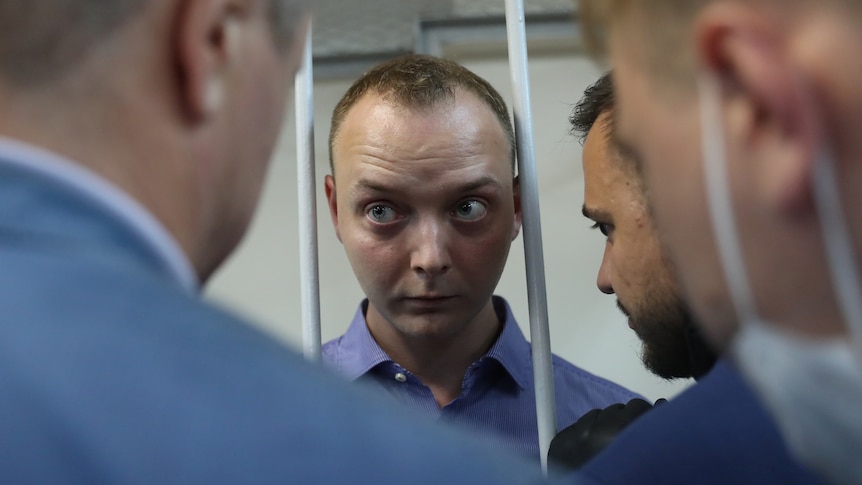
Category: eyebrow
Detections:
[
  {"x1": 351, "y1": 179, "x2": 391, "y2": 195},
  {"x1": 351, "y1": 175, "x2": 506, "y2": 196},
  {"x1": 457, "y1": 175, "x2": 506, "y2": 192},
  {"x1": 582, "y1": 204, "x2": 611, "y2": 221}
]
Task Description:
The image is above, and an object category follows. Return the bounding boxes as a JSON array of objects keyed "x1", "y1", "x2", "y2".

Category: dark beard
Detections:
[{"x1": 619, "y1": 296, "x2": 697, "y2": 379}]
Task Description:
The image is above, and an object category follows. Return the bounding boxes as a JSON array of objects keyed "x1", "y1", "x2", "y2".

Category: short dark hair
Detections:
[
  {"x1": 570, "y1": 71, "x2": 615, "y2": 144},
  {"x1": 572, "y1": 71, "x2": 646, "y2": 191},
  {"x1": 0, "y1": 0, "x2": 309, "y2": 87},
  {"x1": 329, "y1": 54, "x2": 516, "y2": 175}
]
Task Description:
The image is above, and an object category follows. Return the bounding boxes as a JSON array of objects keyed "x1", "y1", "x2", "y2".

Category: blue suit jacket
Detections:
[
  {"x1": 0, "y1": 160, "x2": 552, "y2": 484},
  {"x1": 579, "y1": 360, "x2": 825, "y2": 484}
]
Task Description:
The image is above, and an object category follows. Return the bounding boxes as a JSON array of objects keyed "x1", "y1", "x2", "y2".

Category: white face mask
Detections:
[{"x1": 698, "y1": 71, "x2": 862, "y2": 484}]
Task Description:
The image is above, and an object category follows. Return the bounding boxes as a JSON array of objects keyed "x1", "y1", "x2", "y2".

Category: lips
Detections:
[
  {"x1": 403, "y1": 295, "x2": 455, "y2": 308},
  {"x1": 408, "y1": 295, "x2": 453, "y2": 300}
]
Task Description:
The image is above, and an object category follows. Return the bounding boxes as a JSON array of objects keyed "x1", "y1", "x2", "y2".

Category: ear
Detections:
[
  {"x1": 511, "y1": 175, "x2": 522, "y2": 240},
  {"x1": 695, "y1": 3, "x2": 821, "y2": 215},
  {"x1": 174, "y1": 0, "x2": 244, "y2": 121},
  {"x1": 324, "y1": 174, "x2": 343, "y2": 242}
]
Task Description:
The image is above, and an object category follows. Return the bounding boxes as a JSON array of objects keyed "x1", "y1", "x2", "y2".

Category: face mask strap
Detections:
[
  {"x1": 697, "y1": 71, "x2": 759, "y2": 323},
  {"x1": 700, "y1": 69, "x2": 862, "y2": 357},
  {"x1": 812, "y1": 147, "x2": 862, "y2": 353}
]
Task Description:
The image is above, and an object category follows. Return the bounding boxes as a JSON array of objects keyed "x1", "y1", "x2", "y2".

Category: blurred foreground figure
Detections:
[
  {"x1": 550, "y1": 72, "x2": 822, "y2": 484},
  {"x1": 0, "y1": 1, "x2": 553, "y2": 483},
  {"x1": 579, "y1": 1, "x2": 862, "y2": 483}
]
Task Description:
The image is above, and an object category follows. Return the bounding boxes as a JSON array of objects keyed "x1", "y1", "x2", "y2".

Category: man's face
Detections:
[
  {"x1": 609, "y1": 24, "x2": 738, "y2": 348},
  {"x1": 582, "y1": 112, "x2": 695, "y2": 378},
  {"x1": 326, "y1": 90, "x2": 521, "y2": 342}
]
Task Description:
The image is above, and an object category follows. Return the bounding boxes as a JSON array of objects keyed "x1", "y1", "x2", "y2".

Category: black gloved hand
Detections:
[{"x1": 548, "y1": 398, "x2": 661, "y2": 470}]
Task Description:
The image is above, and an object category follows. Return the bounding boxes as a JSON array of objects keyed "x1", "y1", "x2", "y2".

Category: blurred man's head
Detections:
[
  {"x1": 577, "y1": 0, "x2": 862, "y2": 349},
  {"x1": 325, "y1": 54, "x2": 521, "y2": 344},
  {"x1": 0, "y1": 0, "x2": 312, "y2": 282},
  {"x1": 575, "y1": 72, "x2": 697, "y2": 379},
  {"x1": 579, "y1": 4, "x2": 862, "y2": 481}
]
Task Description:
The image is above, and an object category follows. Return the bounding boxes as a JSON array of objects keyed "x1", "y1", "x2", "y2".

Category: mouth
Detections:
[
  {"x1": 403, "y1": 295, "x2": 455, "y2": 308},
  {"x1": 406, "y1": 295, "x2": 454, "y2": 301}
]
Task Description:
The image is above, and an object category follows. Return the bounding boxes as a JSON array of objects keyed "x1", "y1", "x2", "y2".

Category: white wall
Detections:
[{"x1": 205, "y1": 52, "x2": 692, "y2": 402}]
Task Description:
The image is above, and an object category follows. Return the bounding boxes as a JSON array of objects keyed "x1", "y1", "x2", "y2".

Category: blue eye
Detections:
[
  {"x1": 453, "y1": 200, "x2": 487, "y2": 221},
  {"x1": 367, "y1": 205, "x2": 398, "y2": 223},
  {"x1": 591, "y1": 222, "x2": 612, "y2": 237}
]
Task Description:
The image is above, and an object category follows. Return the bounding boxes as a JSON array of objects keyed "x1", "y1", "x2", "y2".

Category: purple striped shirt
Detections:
[{"x1": 322, "y1": 296, "x2": 642, "y2": 460}]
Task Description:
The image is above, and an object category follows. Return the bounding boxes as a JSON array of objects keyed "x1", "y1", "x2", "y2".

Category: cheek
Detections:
[
  {"x1": 341, "y1": 228, "x2": 401, "y2": 288},
  {"x1": 457, "y1": 226, "x2": 513, "y2": 280},
  {"x1": 613, "y1": 224, "x2": 662, "y2": 299},
  {"x1": 609, "y1": 249, "x2": 637, "y2": 294}
]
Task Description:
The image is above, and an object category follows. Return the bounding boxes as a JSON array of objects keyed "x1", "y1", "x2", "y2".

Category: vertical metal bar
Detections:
[
  {"x1": 503, "y1": 0, "x2": 556, "y2": 473},
  {"x1": 295, "y1": 25, "x2": 321, "y2": 362}
]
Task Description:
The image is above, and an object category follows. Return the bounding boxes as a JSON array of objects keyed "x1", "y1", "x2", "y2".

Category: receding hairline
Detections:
[
  {"x1": 327, "y1": 54, "x2": 517, "y2": 177},
  {"x1": 332, "y1": 85, "x2": 505, "y2": 136},
  {"x1": 330, "y1": 88, "x2": 514, "y2": 176}
]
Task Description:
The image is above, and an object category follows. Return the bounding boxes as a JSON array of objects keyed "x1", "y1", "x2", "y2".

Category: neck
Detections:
[
  {"x1": 366, "y1": 299, "x2": 502, "y2": 408},
  {"x1": 0, "y1": 90, "x2": 206, "y2": 282}
]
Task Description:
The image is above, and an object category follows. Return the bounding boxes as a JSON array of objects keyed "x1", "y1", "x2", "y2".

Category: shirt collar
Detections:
[
  {"x1": 483, "y1": 296, "x2": 532, "y2": 391},
  {"x1": 0, "y1": 137, "x2": 198, "y2": 293},
  {"x1": 338, "y1": 300, "x2": 396, "y2": 380},
  {"x1": 339, "y1": 296, "x2": 533, "y2": 390}
]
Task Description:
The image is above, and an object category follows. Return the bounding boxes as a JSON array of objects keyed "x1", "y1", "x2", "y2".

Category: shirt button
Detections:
[{"x1": 394, "y1": 372, "x2": 407, "y2": 382}]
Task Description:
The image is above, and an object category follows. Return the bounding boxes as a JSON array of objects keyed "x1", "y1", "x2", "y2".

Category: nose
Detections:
[
  {"x1": 410, "y1": 217, "x2": 451, "y2": 277},
  {"x1": 596, "y1": 244, "x2": 614, "y2": 295}
]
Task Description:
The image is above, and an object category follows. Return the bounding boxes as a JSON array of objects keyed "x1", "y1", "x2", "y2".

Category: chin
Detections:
[
  {"x1": 398, "y1": 320, "x2": 460, "y2": 342},
  {"x1": 641, "y1": 347, "x2": 691, "y2": 380}
]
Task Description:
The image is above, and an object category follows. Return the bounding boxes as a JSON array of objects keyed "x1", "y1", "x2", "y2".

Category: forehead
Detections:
[
  {"x1": 332, "y1": 90, "x2": 511, "y2": 181},
  {"x1": 583, "y1": 122, "x2": 639, "y2": 200},
  {"x1": 582, "y1": 111, "x2": 616, "y2": 167}
]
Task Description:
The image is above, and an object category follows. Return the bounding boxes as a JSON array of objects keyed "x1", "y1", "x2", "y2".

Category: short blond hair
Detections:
[
  {"x1": 579, "y1": 0, "x2": 709, "y2": 84},
  {"x1": 579, "y1": 0, "x2": 858, "y2": 68},
  {"x1": 329, "y1": 54, "x2": 516, "y2": 175}
]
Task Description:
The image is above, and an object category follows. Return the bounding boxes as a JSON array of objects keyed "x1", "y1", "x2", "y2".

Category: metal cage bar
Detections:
[
  {"x1": 504, "y1": 0, "x2": 557, "y2": 473},
  {"x1": 295, "y1": 25, "x2": 322, "y2": 363}
]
